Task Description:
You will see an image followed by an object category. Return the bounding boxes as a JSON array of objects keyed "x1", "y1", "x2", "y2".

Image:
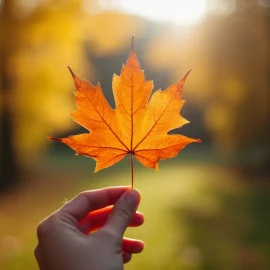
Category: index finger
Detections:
[{"x1": 58, "y1": 186, "x2": 131, "y2": 223}]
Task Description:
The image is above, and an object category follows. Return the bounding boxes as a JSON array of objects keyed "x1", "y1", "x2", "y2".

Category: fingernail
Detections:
[{"x1": 124, "y1": 189, "x2": 140, "y2": 208}]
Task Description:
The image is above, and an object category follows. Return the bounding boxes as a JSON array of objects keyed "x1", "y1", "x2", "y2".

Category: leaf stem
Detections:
[{"x1": 130, "y1": 153, "x2": 134, "y2": 189}]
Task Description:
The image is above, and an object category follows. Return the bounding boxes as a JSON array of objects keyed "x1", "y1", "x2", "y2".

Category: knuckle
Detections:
[
  {"x1": 73, "y1": 191, "x2": 89, "y2": 205},
  {"x1": 77, "y1": 191, "x2": 87, "y2": 198},
  {"x1": 34, "y1": 246, "x2": 39, "y2": 259},
  {"x1": 115, "y1": 207, "x2": 132, "y2": 221},
  {"x1": 36, "y1": 215, "x2": 57, "y2": 240},
  {"x1": 36, "y1": 222, "x2": 47, "y2": 239}
]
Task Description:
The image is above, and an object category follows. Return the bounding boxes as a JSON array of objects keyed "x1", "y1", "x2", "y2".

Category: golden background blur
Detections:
[{"x1": 0, "y1": 0, "x2": 270, "y2": 269}]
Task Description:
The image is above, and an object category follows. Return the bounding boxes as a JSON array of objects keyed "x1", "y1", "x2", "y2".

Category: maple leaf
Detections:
[{"x1": 49, "y1": 36, "x2": 201, "y2": 187}]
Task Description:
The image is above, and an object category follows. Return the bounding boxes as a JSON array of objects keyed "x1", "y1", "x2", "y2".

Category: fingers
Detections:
[
  {"x1": 122, "y1": 251, "x2": 132, "y2": 263},
  {"x1": 103, "y1": 189, "x2": 140, "y2": 238},
  {"x1": 122, "y1": 237, "x2": 144, "y2": 254},
  {"x1": 121, "y1": 238, "x2": 144, "y2": 264},
  {"x1": 58, "y1": 186, "x2": 130, "y2": 223},
  {"x1": 78, "y1": 205, "x2": 144, "y2": 234}
]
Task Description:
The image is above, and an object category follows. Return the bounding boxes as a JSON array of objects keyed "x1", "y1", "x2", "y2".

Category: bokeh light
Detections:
[
  {"x1": 1, "y1": 1, "x2": 270, "y2": 270},
  {"x1": 115, "y1": 0, "x2": 207, "y2": 25}
]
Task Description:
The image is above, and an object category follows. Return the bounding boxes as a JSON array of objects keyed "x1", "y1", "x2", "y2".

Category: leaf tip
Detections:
[
  {"x1": 47, "y1": 136, "x2": 62, "y2": 142},
  {"x1": 196, "y1": 139, "x2": 202, "y2": 143},
  {"x1": 67, "y1": 66, "x2": 73, "y2": 75},
  {"x1": 126, "y1": 35, "x2": 140, "y2": 69},
  {"x1": 175, "y1": 69, "x2": 193, "y2": 92},
  {"x1": 182, "y1": 118, "x2": 190, "y2": 126},
  {"x1": 131, "y1": 34, "x2": 135, "y2": 51},
  {"x1": 183, "y1": 69, "x2": 192, "y2": 80},
  {"x1": 67, "y1": 66, "x2": 77, "y2": 80}
]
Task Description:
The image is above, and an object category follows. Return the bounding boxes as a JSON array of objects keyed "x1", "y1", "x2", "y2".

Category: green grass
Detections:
[{"x1": 0, "y1": 154, "x2": 269, "y2": 270}]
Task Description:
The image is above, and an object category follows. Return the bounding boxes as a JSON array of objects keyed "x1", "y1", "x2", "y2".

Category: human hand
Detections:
[{"x1": 35, "y1": 187, "x2": 143, "y2": 270}]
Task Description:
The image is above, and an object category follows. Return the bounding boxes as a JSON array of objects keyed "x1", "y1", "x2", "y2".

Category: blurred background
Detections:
[{"x1": 0, "y1": 0, "x2": 270, "y2": 269}]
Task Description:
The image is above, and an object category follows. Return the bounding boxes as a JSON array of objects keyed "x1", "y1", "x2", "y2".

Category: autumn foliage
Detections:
[{"x1": 49, "y1": 36, "x2": 200, "y2": 183}]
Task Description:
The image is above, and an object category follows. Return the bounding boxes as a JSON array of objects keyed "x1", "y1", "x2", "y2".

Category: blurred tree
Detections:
[
  {"x1": 145, "y1": 0, "x2": 270, "y2": 171},
  {"x1": 0, "y1": 0, "x2": 145, "y2": 191},
  {"x1": 1, "y1": 0, "x2": 269, "y2": 192},
  {"x1": 0, "y1": 0, "x2": 19, "y2": 191},
  {"x1": 0, "y1": 0, "x2": 88, "y2": 191}
]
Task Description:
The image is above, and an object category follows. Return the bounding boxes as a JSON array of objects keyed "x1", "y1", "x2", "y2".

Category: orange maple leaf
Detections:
[{"x1": 49, "y1": 36, "x2": 201, "y2": 187}]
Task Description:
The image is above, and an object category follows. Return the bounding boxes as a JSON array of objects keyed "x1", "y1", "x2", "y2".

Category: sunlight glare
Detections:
[{"x1": 117, "y1": 0, "x2": 207, "y2": 25}]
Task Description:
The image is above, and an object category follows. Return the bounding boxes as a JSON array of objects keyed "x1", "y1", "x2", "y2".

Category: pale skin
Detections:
[{"x1": 35, "y1": 187, "x2": 144, "y2": 270}]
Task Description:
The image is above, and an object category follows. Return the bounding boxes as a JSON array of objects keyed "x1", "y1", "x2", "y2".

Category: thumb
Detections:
[{"x1": 104, "y1": 189, "x2": 140, "y2": 238}]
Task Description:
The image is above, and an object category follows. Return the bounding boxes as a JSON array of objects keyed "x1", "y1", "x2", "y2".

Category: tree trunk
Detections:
[{"x1": 0, "y1": 0, "x2": 20, "y2": 192}]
